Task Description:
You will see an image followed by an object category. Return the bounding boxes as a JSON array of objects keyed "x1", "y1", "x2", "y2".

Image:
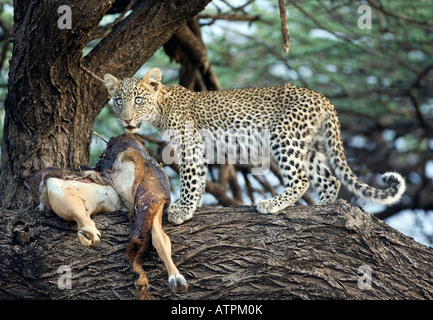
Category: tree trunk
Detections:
[
  {"x1": 0, "y1": 0, "x2": 211, "y2": 210},
  {"x1": 1, "y1": 201, "x2": 432, "y2": 300}
]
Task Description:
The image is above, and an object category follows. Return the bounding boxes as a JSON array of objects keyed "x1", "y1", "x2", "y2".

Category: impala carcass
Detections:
[
  {"x1": 29, "y1": 166, "x2": 123, "y2": 247},
  {"x1": 29, "y1": 133, "x2": 187, "y2": 299}
]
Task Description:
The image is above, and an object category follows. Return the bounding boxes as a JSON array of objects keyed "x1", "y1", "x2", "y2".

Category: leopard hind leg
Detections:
[
  {"x1": 305, "y1": 147, "x2": 341, "y2": 205},
  {"x1": 257, "y1": 137, "x2": 309, "y2": 214}
]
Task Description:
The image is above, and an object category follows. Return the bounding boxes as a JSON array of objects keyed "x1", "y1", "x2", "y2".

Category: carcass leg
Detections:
[
  {"x1": 151, "y1": 204, "x2": 188, "y2": 293},
  {"x1": 46, "y1": 179, "x2": 101, "y2": 247}
]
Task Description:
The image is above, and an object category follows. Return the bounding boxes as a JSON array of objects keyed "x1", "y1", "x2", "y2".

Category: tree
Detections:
[
  {"x1": 0, "y1": 0, "x2": 211, "y2": 210},
  {"x1": 1, "y1": 0, "x2": 432, "y2": 301},
  {"x1": 1, "y1": 201, "x2": 433, "y2": 299}
]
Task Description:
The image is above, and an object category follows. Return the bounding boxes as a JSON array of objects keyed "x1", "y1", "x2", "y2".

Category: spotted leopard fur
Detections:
[{"x1": 104, "y1": 68, "x2": 406, "y2": 224}]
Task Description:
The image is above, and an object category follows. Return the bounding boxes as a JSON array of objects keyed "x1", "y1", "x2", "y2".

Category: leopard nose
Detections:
[{"x1": 124, "y1": 119, "x2": 132, "y2": 124}]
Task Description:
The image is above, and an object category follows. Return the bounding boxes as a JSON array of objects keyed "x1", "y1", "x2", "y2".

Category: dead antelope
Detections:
[
  {"x1": 29, "y1": 167, "x2": 123, "y2": 247},
  {"x1": 29, "y1": 133, "x2": 187, "y2": 299}
]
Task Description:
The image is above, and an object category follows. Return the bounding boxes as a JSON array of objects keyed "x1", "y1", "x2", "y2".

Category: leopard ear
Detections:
[
  {"x1": 103, "y1": 74, "x2": 120, "y2": 97},
  {"x1": 142, "y1": 68, "x2": 161, "y2": 93}
]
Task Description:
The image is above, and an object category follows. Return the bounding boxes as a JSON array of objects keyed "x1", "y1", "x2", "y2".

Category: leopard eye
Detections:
[
  {"x1": 115, "y1": 98, "x2": 123, "y2": 106},
  {"x1": 135, "y1": 97, "x2": 143, "y2": 105}
]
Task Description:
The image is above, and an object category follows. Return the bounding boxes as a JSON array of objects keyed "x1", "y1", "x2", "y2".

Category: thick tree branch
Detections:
[
  {"x1": 1, "y1": 201, "x2": 433, "y2": 299},
  {"x1": 91, "y1": 0, "x2": 137, "y2": 40},
  {"x1": 83, "y1": 0, "x2": 212, "y2": 79}
]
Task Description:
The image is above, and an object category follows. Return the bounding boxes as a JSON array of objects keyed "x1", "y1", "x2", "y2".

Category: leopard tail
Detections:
[{"x1": 322, "y1": 109, "x2": 406, "y2": 206}]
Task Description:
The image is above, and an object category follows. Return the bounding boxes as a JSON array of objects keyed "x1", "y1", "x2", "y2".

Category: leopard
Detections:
[{"x1": 103, "y1": 68, "x2": 406, "y2": 225}]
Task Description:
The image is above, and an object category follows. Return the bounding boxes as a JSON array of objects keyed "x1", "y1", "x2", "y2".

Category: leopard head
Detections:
[{"x1": 103, "y1": 68, "x2": 162, "y2": 133}]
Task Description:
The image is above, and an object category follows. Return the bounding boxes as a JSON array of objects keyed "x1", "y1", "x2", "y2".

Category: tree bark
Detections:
[
  {"x1": 1, "y1": 200, "x2": 432, "y2": 300},
  {"x1": 0, "y1": 0, "x2": 211, "y2": 210}
]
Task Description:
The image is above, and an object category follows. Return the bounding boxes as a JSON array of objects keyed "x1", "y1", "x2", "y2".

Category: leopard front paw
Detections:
[{"x1": 167, "y1": 203, "x2": 194, "y2": 225}]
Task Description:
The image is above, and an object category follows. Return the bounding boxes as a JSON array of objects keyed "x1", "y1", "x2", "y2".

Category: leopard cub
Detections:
[{"x1": 104, "y1": 68, "x2": 405, "y2": 224}]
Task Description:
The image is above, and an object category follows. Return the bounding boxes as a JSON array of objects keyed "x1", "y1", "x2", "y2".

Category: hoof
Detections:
[
  {"x1": 168, "y1": 274, "x2": 188, "y2": 293},
  {"x1": 77, "y1": 227, "x2": 100, "y2": 247}
]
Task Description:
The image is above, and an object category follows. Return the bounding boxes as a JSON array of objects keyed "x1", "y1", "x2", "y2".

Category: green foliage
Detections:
[{"x1": 202, "y1": 0, "x2": 432, "y2": 122}]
